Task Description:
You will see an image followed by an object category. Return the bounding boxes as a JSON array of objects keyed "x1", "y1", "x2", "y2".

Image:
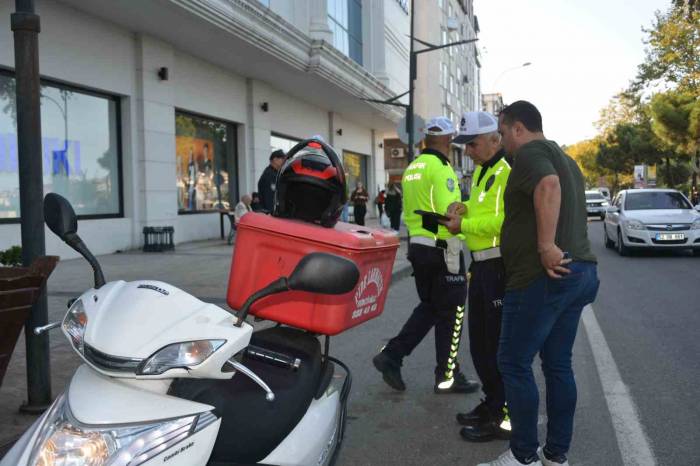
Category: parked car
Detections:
[
  {"x1": 585, "y1": 190, "x2": 609, "y2": 220},
  {"x1": 595, "y1": 187, "x2": 611, "y2": 200},
  {"x1": 603, "y1": 188, "x2": 700, "y2": 256}
]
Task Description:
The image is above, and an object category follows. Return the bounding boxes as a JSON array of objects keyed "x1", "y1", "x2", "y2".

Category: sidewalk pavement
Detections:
[{"x1": 0, "y1": 217, "x2": 410, "y2": 451}]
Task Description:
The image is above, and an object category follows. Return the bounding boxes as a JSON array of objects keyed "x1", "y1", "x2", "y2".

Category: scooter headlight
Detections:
[
  {"x1": 62, "y1": 299, "x2": 88, "y2": 354},
  {"x1": 137, "y1": 339, "x2": 225, "y2": 375},
  {"x1": 29, "y1": 394, "x2": 216, "y2": 466}
]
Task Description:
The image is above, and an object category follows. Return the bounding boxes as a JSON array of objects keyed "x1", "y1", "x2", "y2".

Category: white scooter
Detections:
[{"x1": 1, "y1": 193, "x2": 359, "y2": 466}]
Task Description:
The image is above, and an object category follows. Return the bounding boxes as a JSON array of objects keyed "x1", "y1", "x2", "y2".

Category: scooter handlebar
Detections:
[{"x1": 245, "y1": 345, "x2": 301, "y2": 371}]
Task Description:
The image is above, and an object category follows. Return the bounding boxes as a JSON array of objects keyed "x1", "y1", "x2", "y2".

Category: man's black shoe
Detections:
[
  {"x1": 372, "y1": 351, "x2": 405, "y2": 391},
  {"x1": 434, "y1": 371, "x2": 480, "y2": 394},
  {"x1": 456, "y1": 399, "x2": 490, "y2": 425},
  {"x1": 459, "y1": 419, "x2": 511, "y2": 442}
]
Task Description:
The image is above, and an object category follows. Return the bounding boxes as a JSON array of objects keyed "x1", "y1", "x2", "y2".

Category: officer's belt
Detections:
[
  {"x1": 470, "y1": 247, "x2": 501, "y2": 262},
  {"x1": 409, "y1": 236, "x2": 448, "y2": 249}
]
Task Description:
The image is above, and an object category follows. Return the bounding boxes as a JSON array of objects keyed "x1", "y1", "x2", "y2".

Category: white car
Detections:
[
  {"x1": 603, "y1": 188, "x2": 700, "y2": 256},
  {"x1": 585, "y1": 190, "x2": 610, "y2": 220}
]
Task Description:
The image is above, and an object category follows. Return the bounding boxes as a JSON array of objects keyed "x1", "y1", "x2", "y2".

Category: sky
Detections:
[{"x1": 474, "y1": 0, "x2": 671, "y2": 145}]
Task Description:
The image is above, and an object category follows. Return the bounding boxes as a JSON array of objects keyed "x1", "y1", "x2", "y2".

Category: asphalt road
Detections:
[
  {"x1": 586, "y1": 220, "x2": 700, "y2": 466},
  {"x1": 2, "y1": 222, "x2": 697, "y2": 465},
  {"x1": 334, "y1": 220, "x2": 700, "y2": 466}
]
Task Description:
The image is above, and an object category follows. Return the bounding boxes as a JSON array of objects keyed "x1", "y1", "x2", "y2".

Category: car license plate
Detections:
[{"x1": 656, "y1": 233, "x2": 685, "y2": 241}]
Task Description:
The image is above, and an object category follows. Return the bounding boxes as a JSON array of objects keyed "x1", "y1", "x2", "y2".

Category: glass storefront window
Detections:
[
  {"x1": 175, "y1": 112, "x2": 235, "y2": 212},
  {"x1": 327, "y1": 0, "x2": 363, "y2": 65},
  {"x1": 0, "y1": 71, "x2": 122, "y2": 220}
]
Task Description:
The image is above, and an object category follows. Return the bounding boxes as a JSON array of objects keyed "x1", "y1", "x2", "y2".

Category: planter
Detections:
[{"x1": 0, "y1": 256, "x2": 59, "y2": 388}]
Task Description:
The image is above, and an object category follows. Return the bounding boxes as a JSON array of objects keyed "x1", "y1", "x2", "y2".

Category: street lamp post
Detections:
[
  {"x1": 12, "y1": 0, "x2": 52, "y2": 412},
  {"x1": 490, "y1": 61, "x2": 532, "y2": 92},
  {"x1": 362, "y1": 0, "x2": 478, "y2": 162}
]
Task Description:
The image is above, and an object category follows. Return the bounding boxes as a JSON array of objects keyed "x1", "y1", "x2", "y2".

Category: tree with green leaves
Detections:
[
  {"x1": 649, "y1": 89, "x2": 699, "y2": 188},
  {"x1": 633, "y1": 2, "x2": 700, "y2": 94}
]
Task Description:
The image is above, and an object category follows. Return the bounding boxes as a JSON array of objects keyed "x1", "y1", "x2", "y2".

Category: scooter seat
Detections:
[{"x1": 168, "y1": 326, "x2": 323, "y2": 465}]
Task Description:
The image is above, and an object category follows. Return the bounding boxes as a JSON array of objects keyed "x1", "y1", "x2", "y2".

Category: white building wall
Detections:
[
  {"x1": 381, "y1": 0, "x2": 410, "y2": 99},
  {"x1": 0, "y1": 0, "x2": 393, "y2": 258},
  {"x1": 0, "y1": 0, "x2": 137, "y2": 259}
]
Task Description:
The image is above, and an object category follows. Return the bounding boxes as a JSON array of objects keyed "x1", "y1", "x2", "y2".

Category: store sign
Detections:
[{"x1": 0, "y1": 133, "x2": 82, "y2": 176}]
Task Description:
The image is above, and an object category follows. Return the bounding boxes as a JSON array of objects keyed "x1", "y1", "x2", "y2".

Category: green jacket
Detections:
[
  {"x1": 461, "y1": 152, "x2": 511, "y2": 251},
  {"x1": 402, "y1": 148, "x2": 461, "y2": 240}
]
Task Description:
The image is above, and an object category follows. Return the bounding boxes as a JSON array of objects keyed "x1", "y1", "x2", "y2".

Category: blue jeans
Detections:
[{"x1": 498, "y1": 261, "x2": 599, "y2": 461}]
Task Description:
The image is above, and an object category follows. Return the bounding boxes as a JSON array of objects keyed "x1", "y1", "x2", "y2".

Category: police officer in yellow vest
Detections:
[
  {"x1": 444, "y1": 111, "x2": 512, "y2": 441},
  {"x1": 373, "y1": 116, "x2": 479, "y2": 394}
]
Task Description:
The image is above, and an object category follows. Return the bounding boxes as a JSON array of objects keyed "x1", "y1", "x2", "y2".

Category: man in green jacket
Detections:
[
  {"x1": 373, "y1": 116, "x2": 479, "y2": 394},
  {"x1": 444, "y1": 111, "x2": 512, "y2": 442}
]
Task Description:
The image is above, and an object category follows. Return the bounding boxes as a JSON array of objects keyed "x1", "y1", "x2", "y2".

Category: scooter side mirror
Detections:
[
  {"x1": 44, "y1": 193, "x2": 78, "y2": 240},
  {"x1": 288, "y1": 253, "x2": 359, "y2": 295},
  {"x1": 43, "y1": 193, "x2": 106, "y2": 289},
  {"x1": 235, "y1": 253, "x2": 359, "y2": 327}
]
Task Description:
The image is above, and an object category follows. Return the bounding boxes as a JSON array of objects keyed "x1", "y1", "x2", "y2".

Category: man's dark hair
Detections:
[
  {"x1": 500, "y1": 100, "x2": 543, "y2": 133},
  {"x1": 269, "y1": 149, "x2": 285, "y2": 161}
]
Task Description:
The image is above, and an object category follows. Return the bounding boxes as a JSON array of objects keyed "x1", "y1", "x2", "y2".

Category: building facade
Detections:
[
  {"x1": 482, "y1": 92, "x2": 505, "y2": 115},
  {"x1": 383, "y1": 0, "x2": 481, "y2": 195},
  {"x1": 0, "y1": 0, "x2": 409, "y2": 258}
]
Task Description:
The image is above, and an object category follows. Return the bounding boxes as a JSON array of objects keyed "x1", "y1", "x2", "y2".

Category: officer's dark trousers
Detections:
[
  {"x1": 468, "y1": 257, "x2": 506, "y2": 415},
  {"x1": 383, "y1": 243, "x2": 467, "y2": 379}
]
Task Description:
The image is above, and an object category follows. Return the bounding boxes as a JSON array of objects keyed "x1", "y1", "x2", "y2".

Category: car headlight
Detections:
[
  {"x1": 692, "y1": 219, "x2": 700, "y2": 230},
  {"x1": 29, "y1": 394, "x2": 216, "y2": 466},
  {"x1": 137, "y1": 339, "x2": 225, "y2": 375},
  {"x1": 62, "y1": 299, "x2": 87, "y2": 354},
  {"x1": 602, "y1": 201, "x2": 609, "y2": 206},
  {"x1": 624, "y1": 219, "x2": 645, "y2": 230}
]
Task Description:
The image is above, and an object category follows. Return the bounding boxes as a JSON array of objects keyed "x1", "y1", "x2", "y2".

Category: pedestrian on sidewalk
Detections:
[
  {"x1": 477, "y1": 101, "x2": 599, "y2": 466},
  {"x1": 257, "y1": 149, "x2": 286, "y2": 213},
  {"x1": 372, "y1": 116, "x2": 479, "y2": 395},
  {"x1": 375, "y1": 189, "x2": 386, "y2": 218},
  {"x1": 444, "y1": 111, "x2": 512, "y2": 443},
  {"x1": 385, "y1": 182, "x2": 402, "y2": 231},
  {"x1": 234, "y1": 194, "x2": 253, "y2": 224},
  {"x1": 350, "y1": 182, "x2": 369, "y2": 226}
]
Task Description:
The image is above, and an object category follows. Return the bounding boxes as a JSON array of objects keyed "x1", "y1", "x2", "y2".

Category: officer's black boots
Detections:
[
  {"x1": 434, "y1": 371, "x2": 480, "y2": 394},
  {"x1": 459, "y1": 418, "x2": 511, "y2": 442},
  {"x1": 456, "y1": 399, "x2": 490, "y2": 425},
  {"x1": 458, "y1": 404, "x2": 511, "y2": 442},
  {"x1": 372, "y1": 351, "x2": 406, "y2": 391}
]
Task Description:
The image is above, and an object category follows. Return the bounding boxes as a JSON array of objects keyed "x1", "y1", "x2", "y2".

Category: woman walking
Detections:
[{"x1": 350, "y1": 182, "x2": 369, "y2": 226}]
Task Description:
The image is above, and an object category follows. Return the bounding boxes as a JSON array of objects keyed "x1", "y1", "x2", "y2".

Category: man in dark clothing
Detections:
[
  {"x1": 257, "y1": 149, "x2": 286, "y2": 213},
  {"x1": 477, "y1": 101, "x2": 599, "y2": 466}
]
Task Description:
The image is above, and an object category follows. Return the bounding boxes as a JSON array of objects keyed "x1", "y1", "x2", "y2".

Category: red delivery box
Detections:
[{"x1": 227, "y1": 213, "x2": 399, "y2": 335}]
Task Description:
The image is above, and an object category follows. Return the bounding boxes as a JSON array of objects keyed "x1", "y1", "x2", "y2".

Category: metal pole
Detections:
[
  {"x1": 12, "y1": 0, "x2": 52, "y2": 413},
  {"x1": 406, "y1": 0, "x2": 415, "y2": 162}
]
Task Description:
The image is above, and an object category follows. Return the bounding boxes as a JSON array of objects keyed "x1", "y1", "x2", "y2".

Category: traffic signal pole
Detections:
[{"x1": 361, "y1": 0, "x2": 478, "y2": 163}]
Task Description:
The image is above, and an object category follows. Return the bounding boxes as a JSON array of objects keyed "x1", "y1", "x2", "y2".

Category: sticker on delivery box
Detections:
[{"x1": 351, "y1": 267, "x2": 384, "y2": 320}]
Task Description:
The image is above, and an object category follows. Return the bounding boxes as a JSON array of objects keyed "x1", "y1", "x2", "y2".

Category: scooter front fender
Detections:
[{"x1": 68, "y1": 364, "x2": 213, "y2": 425}]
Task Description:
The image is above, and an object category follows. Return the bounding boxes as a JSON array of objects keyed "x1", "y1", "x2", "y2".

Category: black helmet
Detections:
[{"x1": 273, "y1": 138, "x2": 347, "y2": 227}]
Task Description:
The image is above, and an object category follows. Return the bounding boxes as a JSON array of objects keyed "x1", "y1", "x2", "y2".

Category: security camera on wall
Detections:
[{"x1": 390, "y1": 147, "x2": 405, "y2": 159}]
